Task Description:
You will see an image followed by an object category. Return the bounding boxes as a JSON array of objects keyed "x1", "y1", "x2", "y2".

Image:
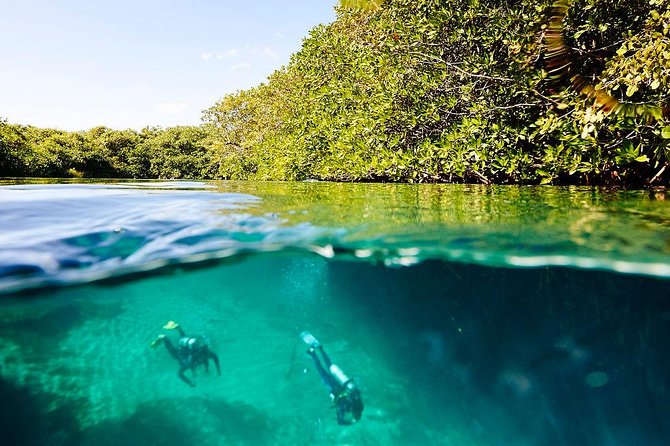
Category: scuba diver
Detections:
[
  {"x1": 301, "y1": 331, "x2": 364, "y2": 425},
  {"x1": 150, "y1": 321, "x2": 221, "y2": 387}
]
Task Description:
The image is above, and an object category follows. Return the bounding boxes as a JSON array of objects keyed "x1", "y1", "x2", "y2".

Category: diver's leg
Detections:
[
  {"x1": 318, "y1": 346, "x2": 333, "y2": 368},
  {"x1": 178, "y1": 365, "x2": 195, "y2": 387},
  {"x1": 163, "y1": 337, "x2": 180, "y2": 361},
  {"x1": 308, "y1": 348, "x2": 336, "y2": 393}
]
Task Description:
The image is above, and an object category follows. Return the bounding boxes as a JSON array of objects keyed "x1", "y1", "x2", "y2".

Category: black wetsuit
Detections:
[
  {"x1": 308, "y1": 346, "x2": 364, "y2": 425},
  {"x1": 163, "y1": 327, "x2": 221, "y2": 387}
]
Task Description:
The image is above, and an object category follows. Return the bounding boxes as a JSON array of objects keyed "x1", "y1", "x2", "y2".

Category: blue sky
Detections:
[{"x1": 0, "y1": 0, "x2": 337, "y2": 131}]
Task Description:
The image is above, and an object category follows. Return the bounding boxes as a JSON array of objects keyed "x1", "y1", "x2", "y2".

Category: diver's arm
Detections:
[
  {"x1": 209, "y1": 351, "x2": 221, "y2": 376},
  {"x1": 336, "y1": 402, "x2": 352, "y2": 425}
]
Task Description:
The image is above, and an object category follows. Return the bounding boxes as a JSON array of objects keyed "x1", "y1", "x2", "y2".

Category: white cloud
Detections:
[
  {"x1": 151, "y1": 102, "x2": 188, "y2": 114},
  {"x1": 251, "y1": 45, "x2": 279, "y2": 60},
  {"x1": 230, "y1": 63, "x2": 251, "y2": 72},
  {"x1": 210, "y1": 45, "x2": 279, "y2": 63},
  {"x1": 274, "y1": 31, "x2": 284, "y2": 38},
  {"x1": 201, "y1": 52, "x2": 213, "y2": 61},
  {"x1": 217, "y1": 48, "x2": 240, "y2": 59}
]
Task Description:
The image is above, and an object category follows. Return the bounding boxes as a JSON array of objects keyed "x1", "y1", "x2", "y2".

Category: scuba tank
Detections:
[{"x1": 329, "y1": 364, "x2": 350, "y2": 386}]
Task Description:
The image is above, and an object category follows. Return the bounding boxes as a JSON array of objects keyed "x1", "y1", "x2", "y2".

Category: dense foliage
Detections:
[
  {"x1": 2, "y1": 0, "x2": 669, "y2": 184},
  {"x1": 0, "y1": 121, "x2": 212, "y2": 179}
]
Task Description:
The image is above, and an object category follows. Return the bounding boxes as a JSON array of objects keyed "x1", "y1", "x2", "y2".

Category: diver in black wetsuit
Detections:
[
  {"x1": 301, "y1": 331, "x2": 364, "y2": 425},
  {"x1": 151, "y1": 321, "x2": 221, "y2": 387}
]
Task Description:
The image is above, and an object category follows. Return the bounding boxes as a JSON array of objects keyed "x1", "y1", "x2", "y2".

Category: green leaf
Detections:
[
  {"x1": 662, "y1": 126, "x2": 670, "y2": 139},
  {"x1": 635, "y1": 155, "x2": 649, "y2": 163},
  {"x1": 622, "y1": 139, "x2": 634, "y2": 152},
  {"x1": 648, "y1": 107, "x2": 663, "y2": 121},
  {"x1": 625, "y1": 85, "x2": 638, "y2": 97}
]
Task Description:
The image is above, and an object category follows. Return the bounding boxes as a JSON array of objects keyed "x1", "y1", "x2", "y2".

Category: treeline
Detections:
[
  {"x1": 2, "y1": 0, "x2": 670, "y2": 185},
  {"x1": 0, "y1": 122, "x2": 213, "y2": 179}
]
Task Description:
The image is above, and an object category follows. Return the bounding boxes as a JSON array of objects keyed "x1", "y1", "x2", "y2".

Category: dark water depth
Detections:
[{"x1": 0, "y1": 180, "x2": 669, "y2": 445}]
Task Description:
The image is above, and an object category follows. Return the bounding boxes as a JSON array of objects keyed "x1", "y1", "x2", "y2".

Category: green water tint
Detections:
[
  {"x1": 2, "y1": 180, "x2": 670, "y2": 278},
  {"x1": 0, "y1": 180, "x2": 669, "y2": 444},
  {"x1": 212, "y1": 182, "x2": 670, "y2": 276},
  {"x1": 1, "y1": 254, "x2": 668, "y2": 445}
]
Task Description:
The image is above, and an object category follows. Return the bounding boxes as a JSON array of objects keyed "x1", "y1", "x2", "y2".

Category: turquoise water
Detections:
[{"x1": 0, "y1": 180, "x2": 669, "y2": 445}]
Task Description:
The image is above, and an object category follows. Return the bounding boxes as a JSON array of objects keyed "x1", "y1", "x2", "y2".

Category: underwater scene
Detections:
[{"x1": 0, "y1": 180, "x2": 668, "y2": 445}]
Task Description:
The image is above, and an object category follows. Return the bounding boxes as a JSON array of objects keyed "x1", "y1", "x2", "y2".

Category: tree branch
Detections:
[{"x1": 407, "y1": 51, "x2": 514, "y2": 82}]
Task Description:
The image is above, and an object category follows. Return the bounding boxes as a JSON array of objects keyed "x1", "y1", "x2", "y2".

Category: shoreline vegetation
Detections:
[{"x1": 1, "y1": 0, "x2": 669, "y2": 186}]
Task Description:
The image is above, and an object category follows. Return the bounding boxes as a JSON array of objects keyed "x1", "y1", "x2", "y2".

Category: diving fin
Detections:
[
  {"x1": 300, "y1": 331, "x2": 320, "y2": 348},
  {"x1": 150, "y1": 334, "x2": 165, "y2": 348},
  {"x1": 163, "y1": 321, "x2": 179, "y2": 330}
]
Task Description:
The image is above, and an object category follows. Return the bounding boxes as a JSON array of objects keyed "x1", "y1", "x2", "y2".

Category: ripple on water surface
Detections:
[{"x1": 1, "y1": 180, "x2": 670, "y2": 292}]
